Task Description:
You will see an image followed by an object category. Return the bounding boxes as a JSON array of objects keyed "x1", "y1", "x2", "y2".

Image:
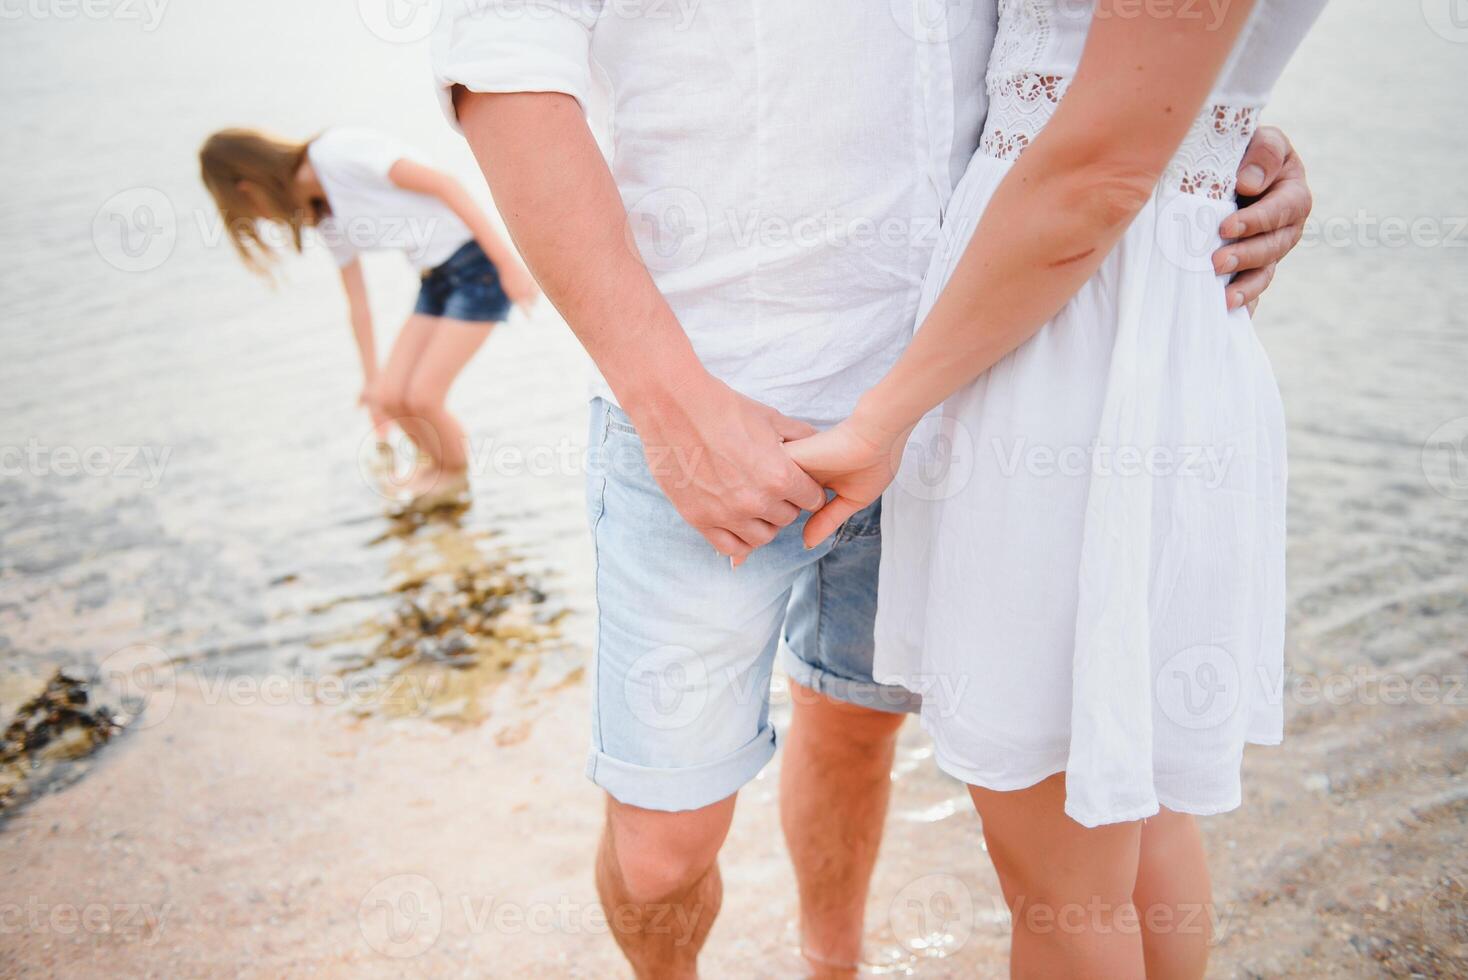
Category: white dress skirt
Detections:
[{"x1": 873, "y1": 153, "x2": 1288, "y2": 827}]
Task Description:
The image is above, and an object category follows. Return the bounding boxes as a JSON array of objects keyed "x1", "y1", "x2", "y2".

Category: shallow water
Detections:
[{"x1": 1, "y1": 0, "x2": 1466, "y2": 975}]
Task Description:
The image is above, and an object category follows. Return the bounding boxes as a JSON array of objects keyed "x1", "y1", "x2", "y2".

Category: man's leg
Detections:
[
  {"x1": 778, "y1": 500, "x2": 918, "y2": 976},
  {"x1": 584, "y1": 398, "x2": 832, "y2": 975},
  {"x1": 780, "y1": 683, "x2": 904, "y2": 977},
  {"x1": 596, "y1": 794, "x2": 736, "y2": 980}
]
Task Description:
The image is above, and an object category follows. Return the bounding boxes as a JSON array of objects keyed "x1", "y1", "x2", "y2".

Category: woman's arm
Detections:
[
  {"x1": 388, "y1": 159, "x2": 541, "y2": 307},
  {"x1": 856, "y1": 0, "x2": 1258, "y2": 436},
  {"x1": 788, "y1": 0, "x2": 1259, "y2": 545},
  {"x1": 338, "y1": 260, "x2": 384, "y2": 416}
]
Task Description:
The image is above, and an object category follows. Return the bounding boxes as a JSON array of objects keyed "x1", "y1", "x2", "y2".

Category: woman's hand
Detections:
[
  {"x1": 782, "y1": 418, "x2": 903, "y2": 549},
  {"x1": 498, "y1": 260, "x2": 542, "y2": 311}
]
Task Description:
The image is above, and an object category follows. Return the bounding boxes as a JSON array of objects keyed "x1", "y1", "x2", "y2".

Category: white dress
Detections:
[{"x1": 875, "y1": 0, "x2": 1327, "y2": 827}]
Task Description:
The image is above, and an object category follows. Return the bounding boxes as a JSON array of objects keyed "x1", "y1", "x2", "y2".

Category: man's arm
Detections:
[{"x1": 456, "y1": 90, "x2": 823, "y2": 559}]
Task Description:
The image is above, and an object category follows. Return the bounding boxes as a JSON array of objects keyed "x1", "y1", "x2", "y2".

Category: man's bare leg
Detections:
[
  {"x1": 596, "y1": 793, "x2": 736, "y2": 979},
  {"x1": 780, "y1": 681, "x2": 906, "y2": 977}
]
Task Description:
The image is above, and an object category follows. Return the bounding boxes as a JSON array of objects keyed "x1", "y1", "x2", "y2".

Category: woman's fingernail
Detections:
[
  {"x1": 1229, "y1": 291, "x2": 1244, "y2": 310},
  {"x1": 1239, "y1": 165, "x2": 1265, "y2": 190},
  {"x1": 1216, "y1": 253, "x2": 1239, "y2": 274}
]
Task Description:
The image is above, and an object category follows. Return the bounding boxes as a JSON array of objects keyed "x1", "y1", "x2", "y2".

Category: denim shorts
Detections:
[
  {"x1": 413, "y1": 240, "x2": 512, "y2": 323},
  {"x1": 584, "y1": 398, "x2": 920, "y2": 813}
]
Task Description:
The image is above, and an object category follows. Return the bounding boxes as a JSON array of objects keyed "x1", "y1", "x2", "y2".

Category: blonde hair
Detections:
[{"x1": 199, "y1": 128, "x2": 316, "y2": 275}]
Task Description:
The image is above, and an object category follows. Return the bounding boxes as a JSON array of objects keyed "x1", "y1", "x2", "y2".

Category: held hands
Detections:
[
  {"x1": 782, "y1": 416, "x2": 904, "y2": 550},
  {"x1": 626, "y1": 376, "x2": 827, "y2": 564}
]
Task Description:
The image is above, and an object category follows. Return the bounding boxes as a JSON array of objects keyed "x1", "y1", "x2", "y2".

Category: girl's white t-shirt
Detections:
[{"x1": 307, "y1": 127, "x2": 472, "y2": 271}]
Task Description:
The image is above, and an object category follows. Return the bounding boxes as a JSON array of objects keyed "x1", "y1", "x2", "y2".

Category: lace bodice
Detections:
[{"x1": 978, "y1": 0, "x2": 1325, "y2": 201}]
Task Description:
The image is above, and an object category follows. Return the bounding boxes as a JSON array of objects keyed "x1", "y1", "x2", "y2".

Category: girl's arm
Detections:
[
  {"x1": 338, "y1": 260, "x2": 382, "y2": 411},
  {"x1": 388, "y1": 159, "x2": 540, "y2": 307},
  {"x1": 789, "y1": 0, "x2": 1259, "y2": 544}
]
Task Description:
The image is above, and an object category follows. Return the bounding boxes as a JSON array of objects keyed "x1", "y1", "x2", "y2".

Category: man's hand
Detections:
[
  {"x1": 1213, "y1": 125, "x2": 1314, "y2": 311},
  {"x1": 627, "y1": 376, "x2": 826, "y2": 563}
]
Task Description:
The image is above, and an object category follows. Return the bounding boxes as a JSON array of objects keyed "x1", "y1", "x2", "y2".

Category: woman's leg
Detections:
[
  {"x1": 400, "y1": 316, "x2": 495, "y2": 478},
  {"x1": 376, "y1": 314, "x2": 441, "y2": 463},
  {"x1": 1133, "y1": 809, "x2": 1212, "y2": 979},
  {"x1": 969, "y1": 774, "x2": 1146, "y2": 979}
]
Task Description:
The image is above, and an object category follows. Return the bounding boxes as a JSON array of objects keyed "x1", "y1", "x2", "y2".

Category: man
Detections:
[{"x1": 432, "y1": 1, "x2": 1312, "y2": 974}]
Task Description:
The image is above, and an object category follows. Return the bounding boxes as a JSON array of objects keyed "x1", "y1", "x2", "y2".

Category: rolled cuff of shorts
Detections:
[
  {"x1": 586, "y1": 725, "x2": 777, "y2": 812},
  {"x1": 779, "y1": 646, "x2": 921, "y2": 716},
  {"x1": 433, "y1": 5, "x2": 595, "y2": 131}
]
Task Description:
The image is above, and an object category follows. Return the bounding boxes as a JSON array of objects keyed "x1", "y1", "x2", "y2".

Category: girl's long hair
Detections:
[{"x1": 199, "y1": 128, "x2": 315, "y2": 275}]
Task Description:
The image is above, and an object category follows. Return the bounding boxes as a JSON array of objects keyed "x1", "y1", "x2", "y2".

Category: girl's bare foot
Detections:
[{"x1": 399, "y1": 467, "x2": 471, "y2": 514}]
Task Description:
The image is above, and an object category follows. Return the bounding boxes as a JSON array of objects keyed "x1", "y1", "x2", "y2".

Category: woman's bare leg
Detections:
[
  {"x1": 1133, "y1": 809, "x2": 1212, "y2": 979},
  {"x1": 377, "y1": 314, "x2": 442, "y2": 465},
  {"x1": 969, "y1": 774, "x2": 1145, "y2": 979},
  {"x1": 401, "y1": 317, "x2": 495, "y2": 478}
]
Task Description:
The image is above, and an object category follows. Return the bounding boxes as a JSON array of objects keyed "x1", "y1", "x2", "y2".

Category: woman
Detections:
[
  {"x1": 199, "y1": 127, "x2": 539, "y2": 511},
  {"x1": 787, "y1": 0, "x2": 1325, "y2": 975}
]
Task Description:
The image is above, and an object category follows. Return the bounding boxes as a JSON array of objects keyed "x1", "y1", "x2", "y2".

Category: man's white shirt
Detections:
[{"x1": 434, "y1": 0, "x2": 998, "y2": 427}]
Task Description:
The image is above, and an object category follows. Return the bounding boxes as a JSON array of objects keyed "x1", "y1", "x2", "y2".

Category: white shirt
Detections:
[
  {"x1": 308, "y1": 127, "x2": 472, "y2": 271},
  {"x1": 433, "y1": 0, "x2": 997, "y2": 427}
]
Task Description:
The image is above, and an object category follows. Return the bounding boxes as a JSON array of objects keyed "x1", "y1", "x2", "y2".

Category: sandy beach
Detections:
[{"x1": 1, "y1": 0, "x2": 1465, "y2": 975}]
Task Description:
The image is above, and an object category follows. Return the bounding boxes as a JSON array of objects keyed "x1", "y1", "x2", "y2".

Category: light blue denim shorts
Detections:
[{"x1": 585, "y1": 398, "x2": 920, "y2": 813}]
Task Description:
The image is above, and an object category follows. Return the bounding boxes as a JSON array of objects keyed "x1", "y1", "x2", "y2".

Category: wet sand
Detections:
[{"x1": 2, "y1": 0, "x2": 1466, "y2": 975}]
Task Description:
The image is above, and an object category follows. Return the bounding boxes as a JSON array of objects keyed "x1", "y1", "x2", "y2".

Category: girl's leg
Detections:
[
  {"x1": 377, "y1": 314, "x2": 442, "y2": 462},
  {"x1": 401, "y1": 317, "x2": 496, "y2": 479},
  {"x1": 1133, "y1": 809, "x2": 1212, "y2": 979},
  {"x1": 969, "y1": 774, "x2": 1146, "y2": 980}
]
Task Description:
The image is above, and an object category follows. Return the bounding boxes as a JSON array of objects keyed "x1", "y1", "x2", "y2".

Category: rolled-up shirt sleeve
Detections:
[{"x1": 432, "y1": 0, "x2": 601, "y2": 129}]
